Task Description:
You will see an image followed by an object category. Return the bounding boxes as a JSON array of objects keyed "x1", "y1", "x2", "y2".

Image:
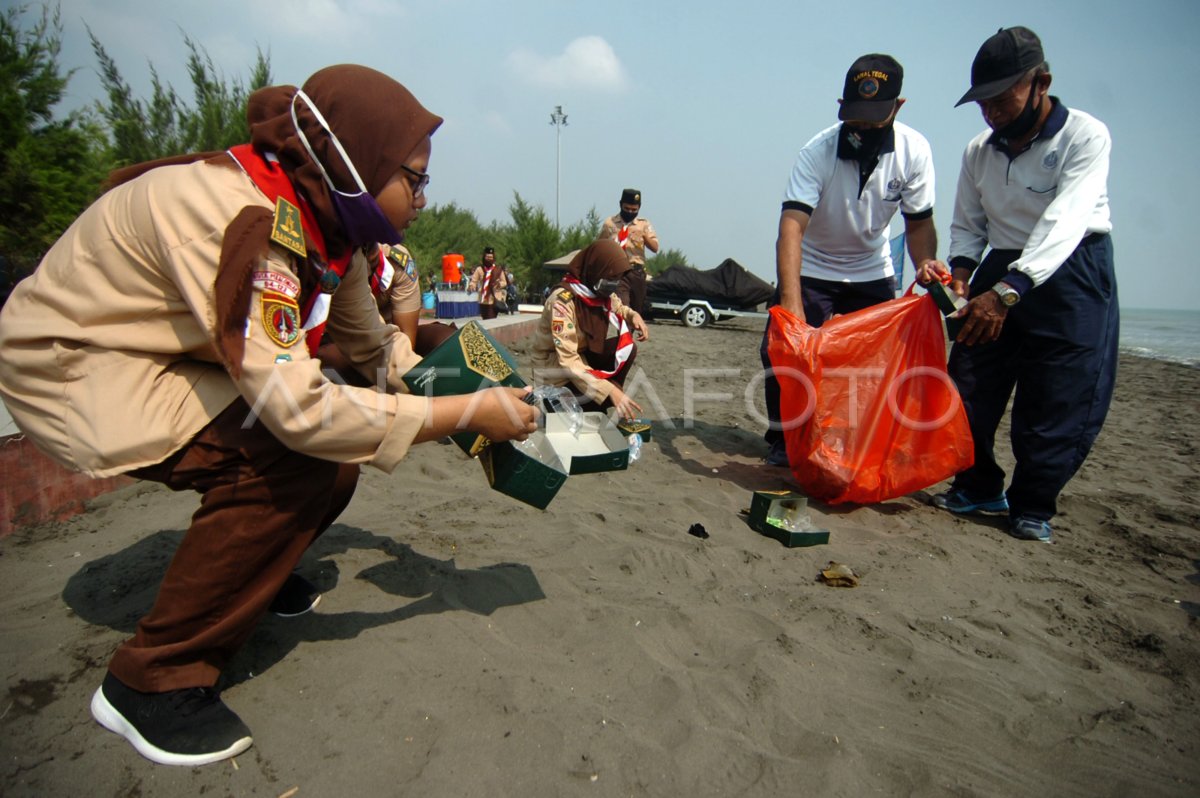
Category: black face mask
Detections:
[
  {"x1": 619, "y1": 209, "x2": 637, "y2": 223},
  {"x1": 838, "y1": 123, "x2": 891, "y2": 159},
  {"x1": 994, "y1": 85, "x2": 1043, "y2": 141}
]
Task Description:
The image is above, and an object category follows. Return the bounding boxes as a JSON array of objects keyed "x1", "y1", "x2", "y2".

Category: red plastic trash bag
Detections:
[{"x1": 766, "y1": 290, "x2": 973, "y2": 504}]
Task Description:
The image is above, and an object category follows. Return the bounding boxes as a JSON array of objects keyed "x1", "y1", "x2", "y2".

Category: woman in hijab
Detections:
[
  {"x1": 531, "y1": 239, "x2": 650, "y2": 419},
  {"x1": 0, "y1": 64, "x2": 538, "y2": 767}
]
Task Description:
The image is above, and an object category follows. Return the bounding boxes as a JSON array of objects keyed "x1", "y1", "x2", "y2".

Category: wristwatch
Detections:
[{"x1": 991, "y1": 282, "x2": 1021, "y2": 308}]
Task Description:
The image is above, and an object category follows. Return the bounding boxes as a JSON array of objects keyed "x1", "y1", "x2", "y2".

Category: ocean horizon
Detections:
[{"x1": 1119, "y1": 307, "x2": 1199, "y2": 368}]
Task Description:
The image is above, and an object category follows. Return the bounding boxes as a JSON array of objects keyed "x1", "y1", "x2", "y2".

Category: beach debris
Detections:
[
  {"x1": 687, "y1": 523, "x2": 709, "y2": 539},
  {"x1": 818, "y1": 561, "x2": 859, "y2": 588}
]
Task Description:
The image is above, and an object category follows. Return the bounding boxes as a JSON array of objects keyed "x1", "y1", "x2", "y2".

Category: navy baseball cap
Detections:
[
  {"x1": 838, "y1": 54, "x2": 903, "y2": 123},
  {"x1": 956, "y1": 26, "x2": 1045, "y2": 106}
]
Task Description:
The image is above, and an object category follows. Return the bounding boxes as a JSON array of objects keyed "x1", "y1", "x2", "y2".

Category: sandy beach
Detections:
[{"x1": 1, "y1": 315, "x2": 1197, "y2": 797}]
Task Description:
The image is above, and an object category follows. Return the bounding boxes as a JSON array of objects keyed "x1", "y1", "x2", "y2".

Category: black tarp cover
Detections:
[{"x1": 646, "y1": 259, "x2": 774, "y2": 310}]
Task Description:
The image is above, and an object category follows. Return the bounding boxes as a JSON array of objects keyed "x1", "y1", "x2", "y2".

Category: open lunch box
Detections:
[{"x1": 401, "y1": 322, "x2": 631, "y2": 509}]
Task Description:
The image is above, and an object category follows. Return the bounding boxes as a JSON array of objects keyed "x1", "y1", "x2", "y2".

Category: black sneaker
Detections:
[
  {"x1": 90, "y1": 672, "x2": 252, "y2": 766},
  {"x1": 269, "y1": 572, "x2": 321, "y2": 617}
]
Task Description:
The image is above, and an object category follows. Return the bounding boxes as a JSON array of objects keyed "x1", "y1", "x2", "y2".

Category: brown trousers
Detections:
[{"x1": 109, "y1": 397, "x2": 360, "y2": 692}]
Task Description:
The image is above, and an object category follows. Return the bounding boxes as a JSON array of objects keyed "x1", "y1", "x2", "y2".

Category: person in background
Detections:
[
  {"x1": 0, "y1": 65, "x2": 538, "y2": 767},
  {"x1": 531, "y1": 240, "x2": 650, "y2": 419},
  {"x1": 919, "y1": 26, "x2": 1118, "y2": 544},
  {"x1": 317, "y1": 242, "x2": 455, "y2": 381},
  {"x1": 468, "y1": 246, "x2": 507, "y2": 320},
  {"x1": 760, "y1": 53, "x2": 940, "y2": 466},
  {"x1": 599, "y1": 188, "x2": 658, "y2": 317},
  {"x1": 504, "y1": 264, "x2": 519, "y2": 314}
]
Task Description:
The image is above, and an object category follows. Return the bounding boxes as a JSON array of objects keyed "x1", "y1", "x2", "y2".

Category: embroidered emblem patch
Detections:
[
  {"x1": 558, "y1": 289, "x2": 573, "y2": 301},
  {"x1": 261, "y1": 291, "x2": 302, "y2": 347},
  {"x1": 270, "y1": 196, "x2": 307, "y2": 257},
  {"x1": 858, "y1": 77, "x2": 879, "y2": 99},
  {"x1": 1042, "y1": 150, "x2": 1059, "y2": 170},
  {"x1": 252, "y1": 270, "x2": 300, "y2": 299},
  {"x1": 552, "y1": 320, "x2": 565, "y2": 334},
  {"x1": 553, "y1": 302, "x2": 570, "y2": 318}
]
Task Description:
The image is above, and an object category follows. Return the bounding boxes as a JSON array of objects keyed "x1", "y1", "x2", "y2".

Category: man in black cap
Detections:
[
  {"x1": 918, "y1": 26, "x2": 1118, "y2": 543},
  {"x1": 760, "y1": 53, "x2": 941, "y2": 466},
  {"x1": 599, "y1": 188, "x2": 659, "y2": 317}
]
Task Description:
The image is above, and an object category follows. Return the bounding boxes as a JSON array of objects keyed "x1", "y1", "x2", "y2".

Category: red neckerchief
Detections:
[
  {"x1": 562, "y1": 275, "x2": 634, "y2": 379},
  {"x1": 367, "y1": 246, "x2": 393, "y2": 298},
  {"x1": 480, "y1": 264, "x2": 495, "y2": 301},
  {"x1": 227, "y1": 144, "x2": 351, "y2": 355}
]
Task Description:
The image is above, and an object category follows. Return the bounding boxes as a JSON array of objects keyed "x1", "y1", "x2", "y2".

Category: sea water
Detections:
[{"x1": 1119, "y1": 308, "x2": 1200, "y2": 368}]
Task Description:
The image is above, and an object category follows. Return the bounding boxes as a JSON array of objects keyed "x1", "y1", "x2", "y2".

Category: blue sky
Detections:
[{"x1": 46, "y1": 0, "x2": 1199, "y2": 310}]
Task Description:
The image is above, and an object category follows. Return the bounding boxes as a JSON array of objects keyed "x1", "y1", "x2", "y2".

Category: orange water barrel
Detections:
[{"x1": 441, "y1": 253, "x2": 464, "y2": 284}]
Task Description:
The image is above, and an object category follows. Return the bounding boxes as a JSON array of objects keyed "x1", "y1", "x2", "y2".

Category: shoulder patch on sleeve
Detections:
[
  {"x1": 261, "y1": 291, "x2": 302, "y2": 347},
  {"x1": 252, "y1": 269, "x2": 300, "y2": 299},
  {"x1": 558, "y1": 289, "x2": 573, "y2": 301},
  {"x1": 269, "y1": 196, "x2": 307, "y2": 257}
]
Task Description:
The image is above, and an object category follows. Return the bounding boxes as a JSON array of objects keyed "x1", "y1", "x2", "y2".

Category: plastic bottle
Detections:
[{"x1": 627, "y1": 433, "x2": 643, "y2": 464}]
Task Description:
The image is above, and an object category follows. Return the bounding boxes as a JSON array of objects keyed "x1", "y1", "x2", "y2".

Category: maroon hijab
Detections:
[{"x1": 101, "y1": 65, "x2": 443, "y2": 376}]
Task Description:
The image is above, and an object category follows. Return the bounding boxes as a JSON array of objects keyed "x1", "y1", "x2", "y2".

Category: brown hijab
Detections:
[{"x1": 560, "y1": 239, "x2": 631, "y2": 360}]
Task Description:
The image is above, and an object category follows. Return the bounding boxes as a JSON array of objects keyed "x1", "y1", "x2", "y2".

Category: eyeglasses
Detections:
[{"x1": 399, "y1": 164, "x2": 431, "y2": 198}]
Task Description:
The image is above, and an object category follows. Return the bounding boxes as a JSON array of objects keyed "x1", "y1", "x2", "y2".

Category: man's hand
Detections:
[
  {"x1": 952, "y1": 290, "x2": 1008, "y2": 346},
  {"x1": 915, "y1": 259, "x2": 950, "y2": 286}
]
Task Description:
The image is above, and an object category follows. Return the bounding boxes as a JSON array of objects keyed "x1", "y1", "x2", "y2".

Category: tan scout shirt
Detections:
[
  {"x1": 0, "y1": 160, "x2": 428, "y2": 478},
  {"x1": 378, "y1": 243, "x2": 421, "y2": 318},
  {"x1": 467, "y1": 265, "x2": 507, "y2": 305},
  {"x1": 530, "y1": 288, "x2": 635, "y2": 402},
  {"x1": 599, "y1": 215, "x2": 659, "y2": 267}
]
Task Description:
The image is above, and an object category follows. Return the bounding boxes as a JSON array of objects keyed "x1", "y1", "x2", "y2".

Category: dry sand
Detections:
[{"x1": 1, "y1": 317, "x2": 1197, "y2": 797}]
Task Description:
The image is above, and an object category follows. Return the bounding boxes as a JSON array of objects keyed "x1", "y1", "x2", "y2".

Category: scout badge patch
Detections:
[
  {"x1": 269, "y1": 196, "x2": 307, "y2": 258},
  {"x1": 261, "y1": 291, "x2": 302, "y2": 347}
]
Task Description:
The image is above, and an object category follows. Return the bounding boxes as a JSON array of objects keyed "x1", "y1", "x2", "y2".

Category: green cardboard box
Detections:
[
  {"x1": 747, "y1": 490, "x2": 830, "y2": 548},
  {"x1": 401, "y1": 321, "x2": 527, "y2": 456},
  {"x1": 478, "y1": 434, "x2": 569, "y2": 510},
  {"x1": 477, "y1": 412, "x2": 630, "y2": 509},
  {"x1": 547, "y1": 412, "x2": 630, "y2": 475}
]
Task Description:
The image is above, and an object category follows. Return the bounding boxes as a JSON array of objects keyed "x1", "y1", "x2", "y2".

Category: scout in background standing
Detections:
[
  {"x1": 468, "y1": 246, "x2": 508, "y2": 320},
  {"x1": 919, "y1": 26, "x2": 1118, "y2": 543},
  {"x1": 760, "y1": 53, "x2": 941, "y2": 467},
  {"x1": 0, "y1": 65, "x2": 539, "y2": 767},
  {"x1": 599, "y1": 188, "x2": 659, "y2": 317},
  {"x1": 531, "y1": 240, "x2": 650, "y2": 420}
]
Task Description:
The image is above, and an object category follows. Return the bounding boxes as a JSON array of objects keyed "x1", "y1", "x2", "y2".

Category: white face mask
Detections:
[{"x1": 290, "y1": 90, "x2": 403, "y2": 246}]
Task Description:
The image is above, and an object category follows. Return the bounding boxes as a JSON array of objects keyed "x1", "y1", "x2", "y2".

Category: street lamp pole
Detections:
[{"x1": 549, "y1": 105, "x2": 568, "y2": 228}]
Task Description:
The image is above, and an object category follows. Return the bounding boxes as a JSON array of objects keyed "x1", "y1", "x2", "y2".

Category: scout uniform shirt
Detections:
[
  {"x1": 600, "y1": 215, "x2": 658, "y2": 268},
  {"x1": 530, "y1": 287, "x2": 636, "y2": 402},
  {"x1": 468, "y1": 265, "x2": 508, "y2": 305},
  {"x1": 374, "y1": 243, "x2": 422, "y2": 318},
  {"x1": 0, "y1": 159, "x2": 429, "y2": 478}
]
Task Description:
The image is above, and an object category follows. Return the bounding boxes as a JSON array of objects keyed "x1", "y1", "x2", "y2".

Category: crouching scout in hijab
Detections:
[
  {"x1": 531, "y1": 240, "x2": 650, "y2": 419},
  {"x1": 0, "y1": 64, "x2": 538, "y2": 767}
]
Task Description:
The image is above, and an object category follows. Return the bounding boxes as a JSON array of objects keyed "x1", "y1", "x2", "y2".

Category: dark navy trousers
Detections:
[
  {"x1": 760, "y1": 276, "x2": 895, "y2": 445},
  {"x1": 948, "y1": 233, "x2": 1119, "y2": 521}
]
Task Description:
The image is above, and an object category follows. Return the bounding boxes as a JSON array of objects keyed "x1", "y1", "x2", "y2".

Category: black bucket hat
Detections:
[{"x1": 956, "y1": 26, "x2": 1045, "y2": 106}]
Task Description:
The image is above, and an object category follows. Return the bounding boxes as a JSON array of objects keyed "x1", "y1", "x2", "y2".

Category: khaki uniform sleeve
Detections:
[
  {"x1": 467, "y1": 266, "x2": 482, "y2": 291},
  {"x1": 233, "y1": 248, "x2": 428, "y2": 473},
  {"x1": 534, "y1": 291, "x2": 615, "y2": 402},
  {"x1": 386, "y1": 248, "x2": 421, "y2": 315},
  {"x1": 640, "y1": 219, "x2": 659, "y2": 253},
  {"x1": 599, "y1": 217, "x2": 617, "y2": 241}
]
